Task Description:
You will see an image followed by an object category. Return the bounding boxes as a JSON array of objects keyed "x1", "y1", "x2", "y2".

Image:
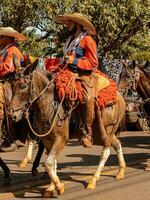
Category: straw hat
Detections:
[
  {"x1": 53, "y1": 13, "x2": 96, "y2": 35},
  {"x1": 0, "y1": 27, "x2": 27, "y2": 41}
]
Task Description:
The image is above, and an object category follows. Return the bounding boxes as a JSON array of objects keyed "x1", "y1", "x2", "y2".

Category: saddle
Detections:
[{"x1": 71, "y1": 72, "x2": 110, "y2": 101}]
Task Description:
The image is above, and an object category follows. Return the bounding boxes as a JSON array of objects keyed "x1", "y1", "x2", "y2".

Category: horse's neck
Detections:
[
  {"x1": 32, "y1": 70, "x2": 55, "y2": 118},
  {"x1": 33, "y1": 70, "x2": 50, "y2": 94},
  {"x1": 137, "y1": 76, "x2": 150, "y2": 100}
]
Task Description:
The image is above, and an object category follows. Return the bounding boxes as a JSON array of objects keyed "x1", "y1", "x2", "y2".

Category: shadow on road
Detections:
[
  {"x1": 120, "y1": 135, "x2": 150, "y2": 149},
  {"x1": 0, "y1": 133, "x2": 150, "y2": 198}
]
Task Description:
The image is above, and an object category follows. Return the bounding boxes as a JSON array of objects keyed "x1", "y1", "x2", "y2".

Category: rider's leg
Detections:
[{"x1": 80, "y1": 78, "x2": 95, "y2": 148}]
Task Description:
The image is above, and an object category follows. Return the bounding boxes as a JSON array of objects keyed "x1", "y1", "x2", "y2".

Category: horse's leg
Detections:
[
  {"x1": 19, "y1": 140, "x2": 34, "y2": 168},
  {"x1": 144, "y1": 160, "x2": 150, "y2": 171},
  {"x1": 87, "y1": 147, "x2": 110, "y2": 190},
  {"x1": 0, "y1": 157, "x2": 11, "y2": 183},
  {"x1": 43, "y1": 137, "x2": 66, "y2": 198},
  {"x1": 32, "y1": 140, "x2": 44, "y2": 177},
  {"x1": 111, "y1": 135, "x2": 126, "y2": 180},
  {"x1": 43, "y1": 159, "x2": 57, "y2": 197}
]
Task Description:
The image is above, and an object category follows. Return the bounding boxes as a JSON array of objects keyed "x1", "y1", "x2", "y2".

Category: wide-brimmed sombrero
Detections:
[
  {"x1": 53, "y1": 13, "x2": 96, "y2": 35},
  {"x1": 0, "y1": 27, "x2": 27, "y2": 41}
]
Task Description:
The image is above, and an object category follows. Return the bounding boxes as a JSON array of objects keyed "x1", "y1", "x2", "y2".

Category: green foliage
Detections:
[
  {"x1": 0, "y1": 0, "x2": 149, "y2": 58},
  {"x1": 121, "y1": 31, "x2": 150, "y2": 60},
  {"x1": 129, "y1": 51, "x2": 150, "y2": 61}
]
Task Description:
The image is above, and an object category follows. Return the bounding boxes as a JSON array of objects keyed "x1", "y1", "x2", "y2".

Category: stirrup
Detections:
[{"x1": 81, "y1": 134, "x2": 93, "y2": 148}]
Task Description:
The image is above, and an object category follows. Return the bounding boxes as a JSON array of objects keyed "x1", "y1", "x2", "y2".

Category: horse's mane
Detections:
[
  {"x1": 139, "y1": 66, "x2": 150, "y2": 79},
  {"x1": 34, "y1": 68, "x2": 53, "y2": 84}
]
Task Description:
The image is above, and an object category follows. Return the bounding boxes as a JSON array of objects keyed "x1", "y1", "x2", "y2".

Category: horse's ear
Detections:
[
  {"x1": 132, "y1": 60, "x2": 136, "y2": 68},
  {"x1": 123, "y1": 61, "x2": 128, "y2": 69},
  {"x1": 144, "y1": 61, "x2": 149, "y2": 69},
  {"x1": 23, "y1": 59, "x2": 39, "y2": 76}
]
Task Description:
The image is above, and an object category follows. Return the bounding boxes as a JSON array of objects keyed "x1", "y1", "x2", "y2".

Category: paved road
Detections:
[{"x1": 0, "y1": 131, "x2": 150, "y2": 200}]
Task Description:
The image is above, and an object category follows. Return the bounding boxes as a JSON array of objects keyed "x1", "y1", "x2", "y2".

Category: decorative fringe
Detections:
[
  {"x1": 56, "y1": 70, "x2": 83, "y2": 102},
  {"x1": 94, "y1": 69, "x2": 118, "y2": 108},
  {"x1": 46, "y1": 61, "x2": 117, "y2": 108}
]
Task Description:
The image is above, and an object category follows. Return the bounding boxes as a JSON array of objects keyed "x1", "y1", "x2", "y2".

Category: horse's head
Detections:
[
  {"x1": 118, "y1": 62, "x2": 135, "y2": 92},
  {"x1": 9, "y1": 59, "x2": 39, "y2": 122}
]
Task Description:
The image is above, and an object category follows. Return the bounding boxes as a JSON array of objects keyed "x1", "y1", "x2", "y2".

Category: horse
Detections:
[
  {"x1": 0, "y1": 78, "x2": 44, "y2": 178},
  {"x1": 9, "y1": 60, "x2": 126, "y2": 198},
  {"x1": 0, "y1": 82, "x2": 13, "y2": 183},
  {"x1": 119, "y1": 62, "x2": 150, "y2": 128},
  {"x1": 119, "y1": 61, "x2": 150, "y2": 170},
  {"x1": 134, "y1": 64, "x2": 150, "y2": 121}
]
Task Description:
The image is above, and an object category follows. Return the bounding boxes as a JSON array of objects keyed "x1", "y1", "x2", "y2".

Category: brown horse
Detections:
[
  {"x1": 119, "y1": 62, "x2": 150, "y2": 170},
  {"x1": 119, "y1": 62, "x2": 150, "y2": 127},
  {"x1": 0, "y1": 82, "x2": 12, "y2": 183},
  {"x1": 134, "y1": 64, "x2": 150, "y2": 120},
  {"x1": 9, "y1": 61, "x2": 126, "y2": 197},
  {"x1": 134, "y1": 63, "x2": 150, "y2": 170}
]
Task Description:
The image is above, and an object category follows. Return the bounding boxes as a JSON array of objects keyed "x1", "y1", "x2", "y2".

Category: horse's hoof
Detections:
[
  {"x1": 56, "y1": 183, "x2": 65, "y2": 195},
  {"x1": 19, "y1": 162, "x2": 27, "y2": 168},
  {"x1": 116, "y1": 172, "x2": 125, "y2": 180},
  {"x1": 86, "y1": 180, "x2": 96, "y2": 190},
  {"x1": 32, "y1": 169, "x2": 38, "y2": 177},
  {"x1": 42, "y1": 189, "x2": 54, "y2": 198}
]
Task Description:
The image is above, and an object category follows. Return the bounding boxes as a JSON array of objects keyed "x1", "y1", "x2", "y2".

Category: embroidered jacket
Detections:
[
  {"x1": 65, "y1": 34, "x2": 98, "y2": 72},
  {"x1": 0, "y1": 42, "x2": 23, "y2": 77}
]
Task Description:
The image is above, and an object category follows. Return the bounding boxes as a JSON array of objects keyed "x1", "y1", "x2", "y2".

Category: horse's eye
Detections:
[{"x1": 19, "y1": 84, "x2": 27, "y2": 90}]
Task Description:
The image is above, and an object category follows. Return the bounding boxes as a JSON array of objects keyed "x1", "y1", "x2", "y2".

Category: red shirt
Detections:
[
  {"x1": 0, "y1": 43, "x2": 23, "y2": 77},
  {"x1": 70, "y1": 35, "x2": 98, "y2": 71}
]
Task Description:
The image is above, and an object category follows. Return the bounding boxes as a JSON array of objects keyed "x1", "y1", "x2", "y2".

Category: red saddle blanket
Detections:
[{"x1": 45, "y1": 58, "x2": 118, "y2": 108}]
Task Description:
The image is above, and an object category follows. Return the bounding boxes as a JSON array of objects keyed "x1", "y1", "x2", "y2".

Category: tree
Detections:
[
  {"x1": 121, "y1": 31, "x2": 150, "y2": 60},
  {"x1": 0, "y1": 0, "x2": 149, "y2": 58},
  {"x1": 42, "y1": 0, "x2": 150, "y2": 57}
]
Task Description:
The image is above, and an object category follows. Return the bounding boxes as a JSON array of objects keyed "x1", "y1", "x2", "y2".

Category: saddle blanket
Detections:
[{"x1": 55, "y1": 68, "x2": 118, "y2": 108}]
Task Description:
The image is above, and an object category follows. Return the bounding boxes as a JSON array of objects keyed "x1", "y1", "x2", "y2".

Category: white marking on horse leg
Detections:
[
  {"x1": 45, "y1": 154, "x2": 60, "y2": 186},
  {"x1": 45, "y1": 153, "x2": 64, "y2": 195},
  {"x1": 26, "y1": 141, "x2": 34, "y2": 160},
  {"x1": 112, "y1": 138, "x2": 126, "y2": 179},
  {"x1": 87, "y1": 147, "x2": 110, "y2": 189},
  {"x1": 19, "y1": 141, "x2": 34, "y2": 168},
  {"x1": 53, "y1": 159, "x2": 57, "y2": 176},
  {"x1": 47, "y1": 159, "x2": 57, "y2": 191}
]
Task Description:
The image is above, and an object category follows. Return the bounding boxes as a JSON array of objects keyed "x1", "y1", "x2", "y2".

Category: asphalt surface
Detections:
[{"x1": 0, "y1": 131, "x2": 150, "y2": 200}]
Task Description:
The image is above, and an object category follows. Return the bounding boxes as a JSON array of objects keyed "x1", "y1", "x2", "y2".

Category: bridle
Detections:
[
  {"x1": 119, "y1": 68, "x2": 136, "y2": 99},
  {"x1": 9, "y1": 74, "x2": 34, "y2": 114},
  {"x1": 9, "y1": 64, "x2": 77, "y2": 137}
]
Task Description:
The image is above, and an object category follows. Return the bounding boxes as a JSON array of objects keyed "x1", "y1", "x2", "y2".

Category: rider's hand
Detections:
[{"x1": 64, "y1": 55, "x2": 74, "y2": 64}]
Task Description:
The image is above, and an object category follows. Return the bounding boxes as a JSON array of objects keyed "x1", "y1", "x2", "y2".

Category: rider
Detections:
[
  {"x1": 0, "y1": 27, "x2": 27, "y2": 150},
  {"x1": 54, "y1": 13, "x2": 110, "y2": 148}
]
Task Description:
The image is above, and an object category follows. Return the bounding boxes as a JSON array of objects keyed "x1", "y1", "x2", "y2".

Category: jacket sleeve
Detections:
[
  {"x1": 0, "y1": 47, "x2": 23, "y2": 77},
  {"x1": 72, "y1": 36, "x2": 98, "y2": 70}
]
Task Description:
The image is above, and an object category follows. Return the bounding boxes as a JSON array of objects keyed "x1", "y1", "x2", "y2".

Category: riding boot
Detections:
[
  {"x1": 80, "y1": 93, "x2": 95, "y2": 148},
  {"x1": 79, "y1": 75, "x2": 95, "y2": 148}
]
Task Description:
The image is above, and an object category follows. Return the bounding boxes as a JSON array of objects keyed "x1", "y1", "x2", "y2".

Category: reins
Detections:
[
  {"x1": 24, "y1": 94, "x2": 65, "y2": 137},
  {"x1": 13, "y1": 63, "x2": 73, "y2": 137}
]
